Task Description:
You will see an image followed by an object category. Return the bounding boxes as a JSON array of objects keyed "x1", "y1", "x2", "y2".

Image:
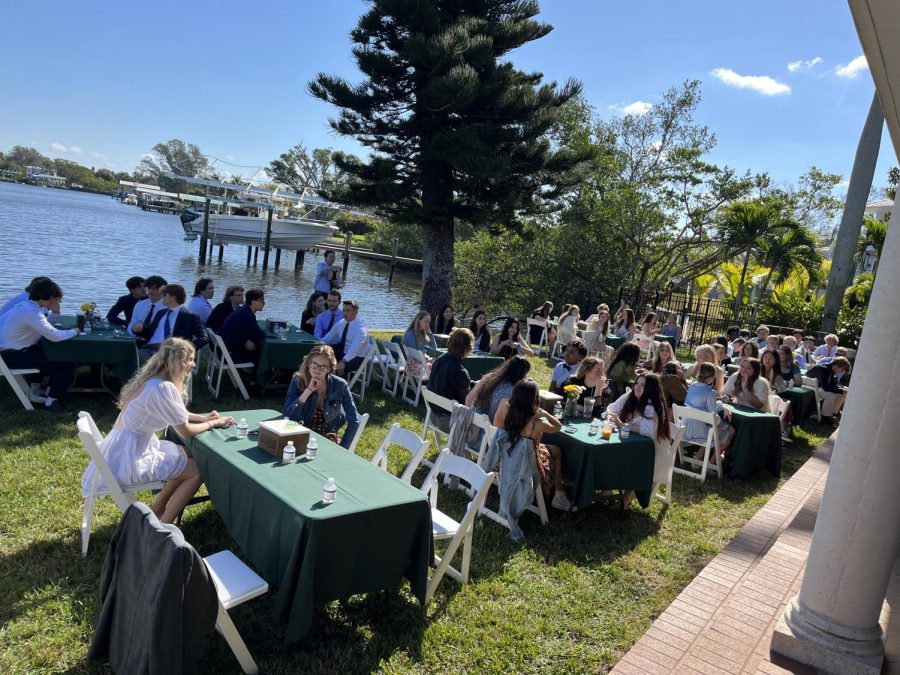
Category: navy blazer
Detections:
[
  {"x1": 217, "y1": 306, "x2": 266, "y2": 353},
  {"x1": 143, "y1": 308, "x2": 207, "y2": 351}
]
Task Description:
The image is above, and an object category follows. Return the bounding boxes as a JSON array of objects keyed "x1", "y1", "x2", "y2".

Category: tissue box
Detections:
[
  {"x1": 258, "y1": 418, "x2": 310, "y2": 458},
  {"x1": 266, "y1": 318, "x2": 288, "y2": 333}
]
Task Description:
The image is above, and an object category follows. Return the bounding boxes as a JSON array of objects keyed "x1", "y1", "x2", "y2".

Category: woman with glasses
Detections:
[
  {"x1": 205, "y1": 285, "x2": 244, "y2": 333},
  {"x1": 283, "y1": 344, "x2": 360, "y2": 448}
]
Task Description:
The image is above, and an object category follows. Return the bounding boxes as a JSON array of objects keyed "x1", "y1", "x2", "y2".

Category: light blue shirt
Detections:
[{"x1": 0, "y1": 291, "x2": 28, "y2": 320}]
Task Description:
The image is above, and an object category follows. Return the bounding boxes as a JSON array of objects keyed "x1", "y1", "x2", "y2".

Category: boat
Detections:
[{"x1": 179, "y1": 208, "x2": 338, "y2": 249}]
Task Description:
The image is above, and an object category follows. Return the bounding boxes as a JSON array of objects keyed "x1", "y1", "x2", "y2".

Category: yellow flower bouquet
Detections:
[{"x1": 563, "y1": 384, "x2": 584, "y2": 400}]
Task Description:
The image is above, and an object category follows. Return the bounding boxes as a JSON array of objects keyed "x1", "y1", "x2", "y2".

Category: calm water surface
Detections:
[{"x1": 0, "y1": 182, "x2": 421, "y2": 328}]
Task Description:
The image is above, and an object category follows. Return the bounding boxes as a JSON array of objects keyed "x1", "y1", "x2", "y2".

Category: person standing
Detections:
[
  {"x1": 0, "y1": 277, "x2": 79, "y2": 414},
  {"x1": 321, "y1": 299, "x2": 368, "y2": 377},
  {"x1": 106, "y1": 276, "x2": 146, "y2": 328},
  {"x1": 314, "y1": 250, "x2": 340, "y2": 294},
  {"x1": 186, "y1": 277, "x2": 215, "y2": 326}
]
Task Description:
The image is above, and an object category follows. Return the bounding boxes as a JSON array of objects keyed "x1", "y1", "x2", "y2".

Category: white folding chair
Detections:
[
  {"x1": 526, "y1": 318, "x2": 548, "y2": 355},
  {"x1": 671, "y1": 404, "x2": 723, "y2": 482},
  {"x1": 647, "y1": 422, "x2": 686, "y2": 509},
  {"x1": 363, "y1": 336, "x2": 383, "y2": 388},
  {"x1": 422, "y1": 388, "x2": 455, "y2": 450},
  {"x1": 206, "y1": 332, "x2": 254, "y2": 400},
  {"x1": 346, "y1": 341, "x2": 374, "y2": 402},
  {"x1": 475, "y1": 416, "x2": 549, "y2": 529},
  {"x1": 401, "y1": 347, "x2": 429, "y2": 407},
  {"x1": 78, "y1": 413, "x2": 166, "y2": 557},
  {"x1": 769, "y1": 395, "x2": 791, "y2": 424},
  {"x1": 203, "y1": 550, "x2": 269, "y2": 674},
  {"x1": 551, "y1": 326, "x2": 577, "y2": 359},
  {"x1": 378, "y1": 339, "x2": 406, "y2": 398},
  {"x1": 419, "y1": 448, "x2": 496, "y2": 602},
  {"x1": 347, "y1": 412, "x2": 369, "y2": 454},
  {"x1": 632, "y1": 332, "x2": 656, "y2": 362},
  {"x1": 0, "y1": 350, "x2": 41, "y2": 410},
  {"x1": 801, "y1": 375, "x2": 824, "y2": 421},
  {"x1": 370, "y1": 423, "x2": 432, "y2": 483}
]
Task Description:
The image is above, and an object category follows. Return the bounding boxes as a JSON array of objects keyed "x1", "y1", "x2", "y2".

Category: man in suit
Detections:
[
  {"x1": 128, "y1": 275, "x2": 167, "y2": 343},
  {"x1": 814, "y1": 356, "x2": 852, "y2": 425},
  {"x1": 321, "y1": 299, "x2": 368, "y2": 377},
  {"x1": 217, "y1": 288, "x2": 267, "y2": 368},
  {"x1": 314, "y1": 290, "x2": 343, "y2": 339},
  {"x1": 137, "y1": 284, "x2": 207, "y2": 363},
  {"x1": 106, "y1": 276, "x2": 146, "y2": 327}
]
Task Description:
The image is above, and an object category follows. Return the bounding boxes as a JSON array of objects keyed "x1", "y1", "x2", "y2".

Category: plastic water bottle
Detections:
[
  {"x1": 282, "y1": 440, "x2": 296, "y2": 464},
  {"x1": 83, "y1": 319, "x2": 92, "y2": 334},
  {"x1": 590, "y1": 418, "x2": 600, "y2": 436},
  {"x1": 235, "y1": 418, "x2": 249, "y2": 439},
  {"x1": 553, "y1": 401, "x2": 563, "y2": 419},
  {"x1": 306, "y1": 436, "x2": 318, "y2": 460},
  {"x1": 323, "y1": 477, "x2": 336, "y2": 504}
]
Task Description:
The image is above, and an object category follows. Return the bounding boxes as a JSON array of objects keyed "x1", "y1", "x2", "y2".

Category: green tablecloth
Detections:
[
  {"x1": 174, "y1": 409, "x2": 431, "y2": 644},
  {"x1": 545, "y1": 420, "x2": 655, "y2": 509},
  {"x1": 605, "y1": 334, "x2": 674, "y2": 352},
  {"x1": 255, "y1": 322, "x2": 321, "y2": 386},
  {"x1": 41, "y1": 315, "x2": 139, "y2": 382},
  {"x1": 656, "y1": 334, "x2": 678, "y2": 349},
  {"x1": 389, "y1": 336, "x2": 504, "y2": 380},
  {"x1": 781, "y1": 386, "x2": 816, "y2": 423},
  {"x1": 725, "y1": 405, "x2": 782, "y2": 479}
]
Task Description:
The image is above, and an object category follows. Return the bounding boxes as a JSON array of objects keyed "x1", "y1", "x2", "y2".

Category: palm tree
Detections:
[
  {"x1": 856, "y1": 215, "x2": 890, "y2": 276},
  {"x1": 754, "y1": 222, "x2": 822, "y2": 317}
]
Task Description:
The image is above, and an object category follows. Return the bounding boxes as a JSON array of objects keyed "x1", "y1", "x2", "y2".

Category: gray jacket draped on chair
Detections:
[{"x1": 483, "y1": 428, "x2": 539, "y2": 542}]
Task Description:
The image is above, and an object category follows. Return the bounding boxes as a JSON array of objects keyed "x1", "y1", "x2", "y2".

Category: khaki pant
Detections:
[{"x1": 818, "y1": 388, "x2": 846, "y2": 418}]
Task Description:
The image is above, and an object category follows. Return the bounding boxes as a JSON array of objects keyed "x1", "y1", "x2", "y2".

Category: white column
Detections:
[{"x1": 772, "y1": 218, "x2": 900, "y2": 673}]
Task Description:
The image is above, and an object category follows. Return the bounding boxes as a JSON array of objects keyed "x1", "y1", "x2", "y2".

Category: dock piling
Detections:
[
  {"x1": 388, "y1": 238, "x2": 399, "y2": 283},
  {"x1": 198, "y1": 198, "x2": 210, "y2": 264},
  {"x1": 294, "y1": 250, "x2": 304, "y2": 270},
  {"x1": 262, "y1": 208, "x2": 273, "y2": 271},
  {"x1": 246, "y1": 246, "x2": 252, "y2": 267},
  {"x1": 274, "y1": 247, "x2": 281, "y2": 269},
  {"x1": 342, "y1": 232, "x2": 352, "y2": 279},
  {"x1": 217, "y1": 244, "x2": 224, "y2": 263}
]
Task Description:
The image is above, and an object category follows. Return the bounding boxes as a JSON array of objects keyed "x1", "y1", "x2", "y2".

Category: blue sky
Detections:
[{"x1": 2, "y1": 1, "x2": 894, "y2": 193}]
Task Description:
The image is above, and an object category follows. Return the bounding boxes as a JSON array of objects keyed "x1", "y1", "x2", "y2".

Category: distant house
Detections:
[{"x1": 25, "y1": 165, "x2": 67, "y2": 188}]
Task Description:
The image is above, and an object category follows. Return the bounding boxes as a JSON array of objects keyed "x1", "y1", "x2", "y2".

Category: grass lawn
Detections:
[{"x1": 0, "y1": 336, "x2": 830, "y2": 674}]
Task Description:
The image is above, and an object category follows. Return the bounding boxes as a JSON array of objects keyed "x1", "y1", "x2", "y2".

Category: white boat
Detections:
[{"x1": 179, "y1": 209, "x2": 338, "y2": 250}]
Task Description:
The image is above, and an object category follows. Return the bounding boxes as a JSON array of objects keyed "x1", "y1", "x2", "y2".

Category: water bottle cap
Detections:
[
  {"x1": 240, "y1": 418, "x2": 247, "y2": 423},
  {"x1": 326, "y1": 477, "x2": 335, "y2": 487},
  {"x1": 286, "y1": 441, "x2": 294, "y2": 447}
]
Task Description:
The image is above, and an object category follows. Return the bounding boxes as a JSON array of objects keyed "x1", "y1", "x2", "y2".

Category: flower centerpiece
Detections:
[
  {"x1": 562, "y1": 383, "x2": 585, "y2": 420},
  {"x1": 80, "y1": 302, "x2": 97, "y2": 325}
]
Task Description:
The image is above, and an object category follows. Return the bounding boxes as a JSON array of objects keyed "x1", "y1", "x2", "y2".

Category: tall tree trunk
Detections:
[
  {"x1": 733, "y1": 249, "x2": 752, "y2": 320},
  {"x1": 420, "y1": 218, "x2": 455, "y2": 316},
  {"x1": 822, "y1": 92, "x2": 884, "y2": 332}
]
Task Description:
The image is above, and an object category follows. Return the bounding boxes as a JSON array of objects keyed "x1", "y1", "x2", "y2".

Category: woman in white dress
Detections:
[{"x1": 81, "y1": 337, "x2": 235, "y2": 523}]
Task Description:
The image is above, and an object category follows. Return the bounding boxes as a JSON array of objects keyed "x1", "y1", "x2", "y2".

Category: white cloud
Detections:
[
  {"x1": 787, "y1": 57, "x2": 823, "y2": 72},
  {"x1": 608, "y1": 100, "x2": 652, "y2": 116},
  {"x1": 711, "y1": 68, "x2": 791, "y2": 96},
  {"x1": 835, "y1": 55, "x2": 868, "y2": 78},
  {"x1": 50, "y1": 142, "x2": 82, "y2": 154},
  {"x1": 92, "y1": 152, "x2": 105, "y2": 159},
  {"x1": 226, "y1": 155, "x2": 234, "y2": 161}
]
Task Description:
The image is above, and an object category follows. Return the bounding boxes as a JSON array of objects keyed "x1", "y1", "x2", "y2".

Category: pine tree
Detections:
[{"x1": 309, "y1": 0, "x2": 593, "y2": 314}]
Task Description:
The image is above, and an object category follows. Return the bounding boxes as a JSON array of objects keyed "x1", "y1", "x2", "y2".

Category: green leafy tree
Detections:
[
  {"x1": 754, "y1": 222, "x2": 822, "y2": 316},
  {"x1": 7, "y1": 146, "x2": 53, "y2": 170},
  {"x1": 308, "y1": 0, "x2": 593, "y2": 315},
  {"x1": 136, "y1": 139, "x2": 214, "y2": 193}
]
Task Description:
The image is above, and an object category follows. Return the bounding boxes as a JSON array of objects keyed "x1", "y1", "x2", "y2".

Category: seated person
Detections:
[
  {"x1": 796, "y1": 335, "x2": 816, "y2": 367},
  {"x1": 563, "y1": 357, "x2": 608, "y2": 417},
  {"x1": 529, "y1": 301, "x2": 557, "y2": 347},
  {"x1": 469, "y1": 310, "x2": 491, "y2": 352},
  {"x1": 639, "y1": 312, "x2": 659, "y2": 338},
  {"x1": 106, "y1": 276, "x2": 146, "y2": 327},
  {"x1": 427, "y1": 328, "x2": 474, "y2": 431},
  {"x1": 0, "y1": 277, "x2": 79, "y2": 414},
  {"x1": 137, "y1": 284, "x2": 207, "y2": 363},
  {"x1": 466, "y1": 355, "x2": 531, "y2": 422},
  {"x1": 760, "y1": 349, "x2": 787, "y2": 394},
  {"x1": 813, "y1": 333, "x2": 839, "y2": 362},
  {"x1": 434, "y1": 304, "x2": 457, "y2": 335},
  {"x1": 730, "y1": 337, "x2": 746, "y2": 359},
  {"x1": 489, "y1": 318, "x2": 534, "y2": 358},
  {"x1": 283, "y1": 345, "x2": 360, "y2": 449},
  {"x1": 755, "y1": 324, "x2": 770, "y2": 348},
  {"x1": 300, "y1": 292, "x2": 326, "y2": 335},
  {"x1": 320, "y1": 299, "x2": 368, "y2": 377},
  {"x1": 683, "y1": 362, "x2": 735, "y2": 462},
  {"x1": 127, "y1": 275, "x2": 167, "y2": 341},
  {"x1": 660, "y1": 362, "x2": 688, "y2": 407},
  {"x1": 80, "y1": 338, "x2": 234, "y2": 523},
  {"x1": 556, "y1": 305, "x2": 580, "y2": 338},
  {"x1": 186, "y1": 277, "x2": 215, "y2": 326},
  {"x1": 662, "y1": 313, "x2": 682, "y2": 344},
  {"x1": 314, "y1": 290, "x2": 343, "y2": 339},
  {"x1": 713, "y1": 343, "x2": 732, "y2": 369},
  {"x1": 217, "y1": 288, "x2": 267, "y2": 367},
  {"x1": 549, "y1": 339, "x2": 587, "y2": 395},
  {"x1": 0, "y1": 276, "x2": 50, "y2": 320},
  {"x1": 492, "y1": 378, "x2": 570, "y2": 513},
  {"x1": 815, "y1": 356, "x2": 851, "y2": 424},
  {"x1": 725, "y1": 325, "x2": 741, "y2": 354},
  {"x1": 685, "y1": 344, "x2": 725, "y2": 393},
  {"x1": 777, "y1": 345, "x2": 803, "y2": 387},
  {"x1": 644, "y1": 340, "x2": 680, "y2": 373},
  {"x1": 403, "y1": 310, "x2": 438, "y2": 352},
  {"x1": 612, "y1": 308, "x2": 636, "y2": 341},
  {"x1": 206, "y1": 285, "x2": 244, "y2": 333},
  {"x1": 763, "y1": 334, "x2": 781, "y2": 355},
  {"x1": 723, "y1": 357, "x2": 771, "y2": 411},
  {"x1": 607, "y1": 342, "x2": 641, "y2": 400},
  {"x1": 734, "y1": 339, "x2": 760, "y2": 366}
]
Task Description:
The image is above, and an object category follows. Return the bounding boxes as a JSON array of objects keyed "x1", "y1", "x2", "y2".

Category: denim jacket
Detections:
[{"x1": 283, "y1": 374, "x2": 359, "y2": 449}]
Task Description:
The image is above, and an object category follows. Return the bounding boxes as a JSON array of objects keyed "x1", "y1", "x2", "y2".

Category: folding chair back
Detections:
[
  {"x1": 207, "y1": 333, "x2": 254, "y2": 400},
  {"x1": 769, "y1": 395, "x2": 790, "y2": 423},
  {"x1": 671, "y1": 404, "x2": 722, "y2": 482},
  {"x1": 526, "y1": 318, "x2": 548, "y2": 355},
  {"x1": 419, "y1": 448, "x2": 496, "y2": 602},
  {"x1": 647, "y1": 422, "x2": 686, "y2": 508},
  {"x1": 347, "y1": 413, "x2": 370, "y2": 454},
  {"x1": 551, "y1": 326, "x2": 577, "y2": 359},
  {"x1": 346, "y1": 340, "x2": 374, "y2": 402},
  {"x1": 78, "y1": 413, "x2": 165, "y2": 557},
  {"x1": 0, "y1": 350, "x2": 40, "y2": 410},
  {"x1": 422, "y1": 387, "x2": 455, "y2": 449},
  {"x1": 378, "y1": 339, "x2": 406, "y2": 398},
  {"x1": 801, "y1": 375, "x2": 824, "y2": 421},
  {"x1": 370, "y1": 423, "x2": 432, "y2": 483},
  {"x1": 401, "y1": 347, "x2": 429, "y2": 407},
  {"x1": 632, "y1": 332, "x2": 656, "y2": 361}
]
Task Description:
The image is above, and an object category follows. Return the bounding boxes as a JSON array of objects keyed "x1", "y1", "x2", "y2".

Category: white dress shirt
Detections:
[
  {"x1": 186, "y1": 295, "x2": 212, "y2": 325},
  {"x1": 127, "y1": 298, "x2": 165, "y2": 336},
  {"x1": 0, "y1": 300, "x2": 77, "y2": 350},
  {"x1": 551, "y1": 360, "x2": 579, "y2": 387},
  {"x1": 813, "y1": 344, "x2": 837, "y2": 360},
  {"x1": 146, "y1": 305, "x2": 182, "y2": 346},
  {"x1": 322, "y1": 317, "x2": 368, "y2": 362},
  {"x1": 0, "y1": 291, "x2": 29, "y2": 320}
]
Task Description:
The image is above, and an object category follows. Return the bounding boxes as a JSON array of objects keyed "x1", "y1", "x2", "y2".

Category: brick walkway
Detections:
[{"x1": 612, "y1": 433, "x2": 838, "y2": 674}]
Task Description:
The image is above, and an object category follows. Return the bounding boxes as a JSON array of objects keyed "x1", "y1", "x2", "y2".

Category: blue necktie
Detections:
[{"x1": 162, "y1": 309, "x2": 173, "y2": 338}]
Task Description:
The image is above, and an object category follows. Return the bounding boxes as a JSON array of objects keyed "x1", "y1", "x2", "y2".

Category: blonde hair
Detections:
[
  {"x1": 694, "y1": 344, "x2": 717, "y2": 365},
  {"x1": 294, "y1": 345, "x2": 337, "y2": 388},
  {"x1": 119, "y1": 337, "x2": 194, "y2": 409},
  {"x1": 406, "y1": 310, "x2": 432, "y2": 345}
]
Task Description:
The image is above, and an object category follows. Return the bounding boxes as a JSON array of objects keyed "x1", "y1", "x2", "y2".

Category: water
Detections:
[{"x1": 0, "y1": 182, "x2": 421, "y2": 327}]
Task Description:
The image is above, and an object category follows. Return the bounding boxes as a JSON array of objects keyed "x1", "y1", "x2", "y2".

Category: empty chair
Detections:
[
  {"x1": 525, "y1": 317, "x2": 549, "y2": 355},
  {"x1": 401, "y1": 347, "x2": 429, "y2": 407},
  {"x1": 647, "y1": 422, "x2": 687, "y2": 508},
  {"x1": 551, "y1": 325, "x2": 577, "y2": 359},
  {"x1": 206, "y1": 332, "x2": 254, "y2": 400},
  {"x1": 378, "y1": 339, "x2": 406, "y2": 398},
  {"x1": 346, "y1": 412, "x2": 370, "y2": 454},
  {"x1": 370, "y1": 423, "x2": 431, "y2": 483},
  {"x1": 346, "y1": 340, "x2": 374, "y2": 402},
  {"x1": 419, "y1": 448, "x2": 495, "y2": 602},
  {"x1": 671, "y1": 404, "x2": 723, "y2": 482},
  {"x1": 0, "y1": 350, "x2": 41, "y2": 411},
  {"x1": 77, "y1": 413, "x2": 165, "y2": 557}
]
